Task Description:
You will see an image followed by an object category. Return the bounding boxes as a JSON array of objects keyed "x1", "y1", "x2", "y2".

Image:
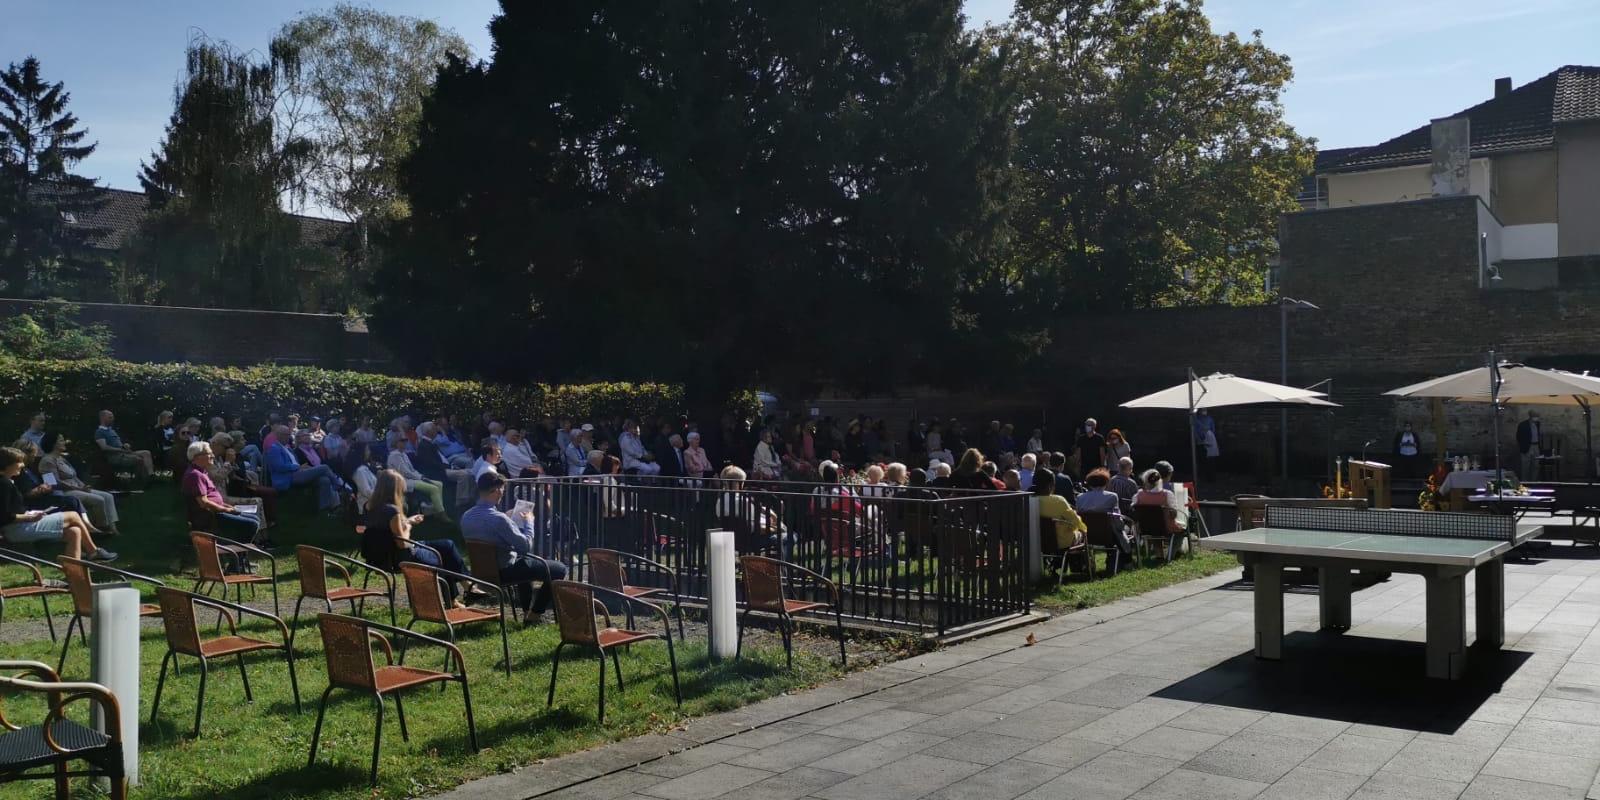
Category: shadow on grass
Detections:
[
  {"x1": 1153, "y1": 631, "x2": 1534, "y2": 734},
  {"x1": 162, "y1": 760, "x2": 368, "y2": 800}
]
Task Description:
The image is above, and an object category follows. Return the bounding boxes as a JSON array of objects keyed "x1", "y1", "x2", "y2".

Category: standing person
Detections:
[
  {"x1": 1393, "y1": 421, "x2": 1423, "y2": 478},
  {"x1": 0, "y1": 447, "x2": 112, "y2": 561},
  {"x1": 361, "y1": 469, "x2": 470, "y2": 604},
  {"x1": 1103, "y1": 429, "x2": 1132, "y2": 470},
  {"x1": 1075, "y1": 418, "x2": 1105, "y2": 477},
  {"x1": 181, "y1": 441, "x2": 266, "y2": 546},
  {"x1": 37, "y1": 433, "x2": 120, "y2": 535},
  {"x1": 1516, "y1": 411, "x2": 1542, "y2": 480},
  {"x1": 93, "y1": 410, "x2": 154, "y2": 482},
  {"x1": 461, "y1": 472, "x2": 569, "y2": 624}
]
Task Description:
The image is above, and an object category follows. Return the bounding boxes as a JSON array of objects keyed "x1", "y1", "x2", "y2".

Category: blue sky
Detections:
[{"x1": 5, "y1": 0, "x2": 1598, "y2": 207}]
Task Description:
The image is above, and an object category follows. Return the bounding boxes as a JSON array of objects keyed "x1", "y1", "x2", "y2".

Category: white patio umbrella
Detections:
[
  {"x1": 1385, "y1": 356, "x2": 1600, "y2": 484},
  {"x1": 1121, "y1": 370, "x2": 1338, "y2": 499}
]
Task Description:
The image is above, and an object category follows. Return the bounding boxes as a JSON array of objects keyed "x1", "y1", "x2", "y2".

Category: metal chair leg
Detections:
[
  {"x1": 192, "y1": 658, "x2": 210, "y2": 737},
  {"x1": 56, "y1": 615, "x2": 79, "y2": 675},
  {"x1": 547, "y1": 642, "x2": 564, "y2": 707},
  {"x1": 369, "y1": 692, "x2": 384, "y2": 786},
  {"x1": 835, "y1": 607, "x2": 847, "y2": 666},
  {"x1": 151, "y1": 651, "x2": 172, "y2": 725},
  {"x1": 394, "y1": 694, "x2": 409, "y2": 742},
  {"x1": 288, "y1": 595, "x2": 307, "y2": 649},
  {"x1": 596, "y1": 650, "x2": 607, "y2": 724},
  {"x1": 460, "y1": 678, "x2": 479, "y2": 751},
  {"x1": 40, "y1": 595, "x2": 56, "y2": 642},
  {"x1": 307, "y1": 686, "x2": 334, "y2": 767},
  {"x1": 284, "y1": 646, "x2": 302, "y2": 712},
  {"x1": 236, "y1": 652, "x2": 253, "y2": 703},
  {"x1": 611, "y1": 648, "x2": 624, "y2": 691}
]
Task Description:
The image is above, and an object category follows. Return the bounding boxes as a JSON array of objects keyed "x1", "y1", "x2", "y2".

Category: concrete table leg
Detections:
[
  {"x1": 1319, "y1": 566, "x2": 1352, "y2": 631},
  {"x1": 1425, "y1": 570, "x2": 1467, "y2": 680},
  {"x1": 1254, "y1": 559, "x2": 1284, "y2": 660},
  {"x1": 1474, "y1": 558, "x2": 1505, "y2": 650}
]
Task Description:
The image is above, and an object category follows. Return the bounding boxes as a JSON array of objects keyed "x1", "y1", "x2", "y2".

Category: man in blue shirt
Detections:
[
  {"x1": 93, "y1": 410, "x2": 154, "y2": 482},
  {"x1": 461, "y1": 472, "x2": 568, "y2": 623},
  {"x1": 265, "y1": 424, "x2": 343, "y2": 511}
]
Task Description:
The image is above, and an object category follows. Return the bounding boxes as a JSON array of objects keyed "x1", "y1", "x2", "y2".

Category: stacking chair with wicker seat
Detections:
[
  {"x1": 307, "y1": 613, "x2": 478, "y2": 786},
  {"x1": 545, "y1": 580, "x2": 681, "y2": 724},
  {"x1": 1042, "y1": 518, "x2": 1090, "y2": 588},
  {"x1": 735, "y1": 555, "x2": 846, "y2": 668},
  {"x1": 1080, "y1": 512, "x2": 1128, "y2": 578},
  {"x1": 585, "y1": 548, "x2": 684, "y2": 638},
  {"x1": 55, "y1": 557, "x2": 165, "y2": 675},
  {"x1": 189, "y1": 532, "x2": 279, "y2": 617},
  {"x1": 150, "y1": 587, "x2": 301, "y2": 737},
  {"x1": 290, "y1": 546, "x2": 396, "y2": 647},
  {"x1": 0, "y1": 660, "x2": 127, "y2": 799},
  {"x1": 0, "y1": 548, "x2": 69, "y2": 642},
  {"x1": 397, "y1": 562, "x2": 511, "y2": 677}
]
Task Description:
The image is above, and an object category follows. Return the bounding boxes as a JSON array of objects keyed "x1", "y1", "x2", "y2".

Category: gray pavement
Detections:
[{"x1": 433, "y1": 538, "x2": 1600, "y2": 800}]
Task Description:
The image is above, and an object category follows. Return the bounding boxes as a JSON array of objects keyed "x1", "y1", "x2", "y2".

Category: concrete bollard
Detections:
[
  {"x1": 91, "y1": 583, "x2": 140, "y2": 788},
  {"x1": 707, "y1": 529, "x2": 737, "y2": 661}
]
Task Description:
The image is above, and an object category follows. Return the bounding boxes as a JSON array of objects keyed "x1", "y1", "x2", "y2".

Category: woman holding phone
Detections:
[{"x1": 0, "y1": 446, "x2": 114, "y2": 560}]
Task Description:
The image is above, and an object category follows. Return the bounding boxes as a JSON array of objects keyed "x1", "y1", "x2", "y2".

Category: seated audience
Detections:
[
  {"x1": 619, "y1": 418, "x2": 660, "y2": 475},
  {"x1": 151, "y1": 410, "x2": 177, "y2": 454},
  {"x1": 416, "y1": 421, "x2": 473, "y2": 504},
  {"x1": 361, "y1": 469, "x2": 470, "y2": 603},
  {"x1": 1018, "y1": 452, "x2": 1037, "y2": 491},
  {"x1": 715, "y1": 465, "x2": 793, "y2": 557},
  {"x1": 1034, "y1": 469, "x2": 1086, "y2": 553},
  {"x1": 947, "y1": 448, "x2": 995, "y2": 491},
  {"x1": 321, "y1": 418, "x2": 346, "y2": 462},
  {"x1": 182, "y1": 441, "x2": 267, "y2": 546},
  {"x1": 1048, "y1": 451, "x2": 1077, "y2": 500},
  {"x1": 0, "y1": 446, "x2": 114, "y2": 560},
  {"x1": 473, "y1": 441, "x2": 503, "y2": 481},
  {"x1": 1002, "y1": 468, "x2": 1022, "y2": 491},
  {"x1": 1109, "y1": 456, "x2": 1140, "y2": 512},
  {"x1": 37, "y1": 433, "x2": 120, "y2": 535},
  {"x1": 381, "y1": 441, "x2": 447, "y2": 516},
  {"x1": 1075, "y1": 467, "x2": 1132, "y2": 554},
  {"x1": 1152, "y1": 460, "x2": 1191, "y2": 530},
  {"x1": 208, "y1": 433, "x2": 278, "y2": 529},
  {"x1": 499, "y1": 428, "x2": 542, "y2": 478},
  {"x1": 751, "y1": 428, "x2": 782, "y2": 480},
  {"x1": 682, "y1": 431, "x2": 711, "y2": 480},
  {"x1": 93, "y1": 410, "x2": 154, "y2": 481},
  {"x1": 461, "y1": 472, "x2": 569, "y2": 624},
  {"x1": 563, "y1": 429, "x2": 589, "y2": 476},
  {"x1": 12, "y1": 439, "x2": 93, "y2": 524},
  {"x1": 266, "y1": 424, "x2": 342, "y2": 512},
  {"x1": 1133, "y1": 468, "x2": 1185, "y2": 534},
  {"x1": 19, "y1": 412, "x2": 47, "y2": 448}
]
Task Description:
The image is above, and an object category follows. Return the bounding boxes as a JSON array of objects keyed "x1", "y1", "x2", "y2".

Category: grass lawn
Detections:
[
  {"x1": 0, "y1": 483, "x2": 847, "y2": 799},
  {"x1": 1033, "y1": 550, "x2": 1241, "y2": 611}
]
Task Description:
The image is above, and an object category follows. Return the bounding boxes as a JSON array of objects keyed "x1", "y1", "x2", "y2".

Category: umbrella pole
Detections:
[
  {"x1": 1490, "y1": 351, "x2": 1504, "y2": 495},
  {"x1": 1188, "y1": 368, "x2": 1201, "y2": 501},
  {"x1": 1583, "y1": 397, "x2": 1594, "y2": 486}
]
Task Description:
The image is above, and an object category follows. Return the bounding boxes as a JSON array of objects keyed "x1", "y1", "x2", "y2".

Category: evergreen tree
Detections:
[
  {"x1": 122, "y1": 36, "x2": 320, "y2": 311},
  {"x1": 375, "y1": 0, "x2": 1025, "y2": 404},
  {"x1": 0, "y1": 56, "x2": 102, "y2": 297}
]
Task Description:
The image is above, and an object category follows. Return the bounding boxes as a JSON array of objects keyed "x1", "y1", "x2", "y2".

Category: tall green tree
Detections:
[
  {"x1": 1002, "y1": 0, "x2": 1311, "y2": 313},
  {"x1": 0, "y1": 56, "x2": 102, "y2": 297},
  {"x1": 274, "y1": 5, "x2": 471, "y2": 310},
  {"x1": 121, "y1": 36, "x2": 322, "y2": 311},
  {"x1": 374, "y1": 0, "x2": 1025, "y2": 405}
]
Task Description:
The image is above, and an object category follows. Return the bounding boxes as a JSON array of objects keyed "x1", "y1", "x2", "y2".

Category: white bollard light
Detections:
[
  {"x1": 91, "y1": 583, "x2": 140, "y2": 788},
  {"x1": 706, "y1": 528, "x2": 737, "y2": 661}
]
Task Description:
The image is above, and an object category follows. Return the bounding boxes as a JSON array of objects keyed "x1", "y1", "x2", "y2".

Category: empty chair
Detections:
[
  {"x1": 307, "y1": 613, "x2": 478, "y2": 786},
  {"x1": 189, "y1": 531, "x2": 279, "y2": 616},
  {"x1": 0, "y1": 660, "x2": 127, "y2": 799},
  {"x1": 736, "y1": 555, "x2": 846, "y2": 668},
  {"x1": 55, "y1": 557, "x2": 164, "y2": 674},
  {"x1": 545, "y1": 580, "x2": 680, "y2": 723},
  {"x1": 150, "y1": 587, "x2": 301, "y2": 737},
  {"x1": 584, "y1": 547, "x2": 684, "y2": 638},
  {"x1": 0, "y1": 547, "x2": 69, "y2": 641},
  {"x1": 398, "y1": 561, "x2": 510, "y2": 677},
  {"x1": 290, "y1": 546, "x2": 396, "y2": 646}
]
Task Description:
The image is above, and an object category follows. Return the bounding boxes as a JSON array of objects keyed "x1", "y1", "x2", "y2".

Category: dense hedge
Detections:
[{"x1": 0, "y1": 356, "x2": 744, "y2": 441}]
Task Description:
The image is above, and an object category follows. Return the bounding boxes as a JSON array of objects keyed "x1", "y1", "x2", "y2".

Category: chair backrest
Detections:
[
  {"x1": 1132, "y1": 503, "x2": 1172, "y2": 537},
  {"x1": 155, "y1": 587, "x2": 204, "y2": 657},
  {"x1": 190, "y1": 532, "x2": 227, "y2": 582},
  {"x1": 1081, "y1": 512, "x2": 1121, "y2": 549},
  {"x1": 550, "y1": 580, "x2": 599, "y2": 646},
  {"x1": 59, "y1": 557, "x2": 95, "y2": 616},
  {"x1": 586, "y1": 548, "x2": 626, "y2": 592},
  {"x1": 399, "y1": 562, "x2": 448, "y2": 623},
  {"x1": 296, "y1": 546, "x2": 329, "y2": 599},
  {"x1": 317, "y1": 614, "x2": 377, "y2": 691},
  {"x1": 1047, "y1": 518, "x2": 1080, "y2": 551},
  {"x1": 463, "y1": 539, "x2": 502, "y2": 585},
  {"x1": 740, "y1": 555, "x2": 787, "y2": 613}
]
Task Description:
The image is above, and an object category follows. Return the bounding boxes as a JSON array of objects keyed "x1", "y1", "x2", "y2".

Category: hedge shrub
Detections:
[{"x1": 0, "y1": 356, "x2": 749, "y2": 441}]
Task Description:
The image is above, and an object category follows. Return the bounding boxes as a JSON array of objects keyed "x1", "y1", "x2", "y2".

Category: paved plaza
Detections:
[{"x1": 437, "y1": 536, "x2": 1600, "y2": 800}]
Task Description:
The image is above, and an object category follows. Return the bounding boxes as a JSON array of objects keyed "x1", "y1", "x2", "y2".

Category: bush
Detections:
[
  {"x1": 0, "y1": 299, "x2": 113, "y2": 360},
  {"x1": 0, "y1": 355, "x2": 755, "y2": 441}
]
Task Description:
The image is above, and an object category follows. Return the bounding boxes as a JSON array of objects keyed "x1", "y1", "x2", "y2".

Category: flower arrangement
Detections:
[
  {"x1": 1418, "y1": 466, "x2": 1447, "y2": 511},
  {"x1": 1322, "y1": 483, "x2": 1352, "y2": 500}
]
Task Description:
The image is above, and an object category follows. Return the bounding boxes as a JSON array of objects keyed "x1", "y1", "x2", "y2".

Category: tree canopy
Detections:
[
  {"x1": 0, "y1": 56, "x2": 103, "y2": 297},
  {"x1": 373, "y1": 0, "x2": 1025, "y2": 400}
]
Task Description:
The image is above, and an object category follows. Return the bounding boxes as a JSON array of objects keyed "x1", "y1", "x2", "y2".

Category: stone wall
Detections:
[{"x1": 0, "y1": 298, "x2": 393, "y2": 371}]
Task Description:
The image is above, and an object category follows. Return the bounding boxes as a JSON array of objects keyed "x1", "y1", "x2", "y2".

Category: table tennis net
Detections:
[{"x1": 1264, "y1": 506, "x2": 1514, "y2": 542}]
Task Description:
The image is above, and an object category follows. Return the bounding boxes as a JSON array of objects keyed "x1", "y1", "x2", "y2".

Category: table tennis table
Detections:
[{"x1": 1200, "y1": 507, "x2": 1541, "y2": 680}]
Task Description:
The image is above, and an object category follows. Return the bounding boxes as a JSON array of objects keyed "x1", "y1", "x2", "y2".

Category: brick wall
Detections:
[
  {"x1": 797, "y1": 196, "x2": 1600, "y2": 483},
  {"x1": 0, "y1": 298, "x2": 394, "y2": 371}
]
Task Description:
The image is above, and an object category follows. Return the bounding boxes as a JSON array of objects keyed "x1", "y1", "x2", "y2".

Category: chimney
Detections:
[
  {"x1": 1495, "y1": 77, "x2": 1512, "y2": 99},
  {"x1": 1430, "y1": 117, "x2": 1471, "y2": 196}
]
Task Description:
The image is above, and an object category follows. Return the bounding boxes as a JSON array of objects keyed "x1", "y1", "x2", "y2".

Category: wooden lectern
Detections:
[{"x1": 1347, "y1": 459, "x2": 1392, "y2": 509}]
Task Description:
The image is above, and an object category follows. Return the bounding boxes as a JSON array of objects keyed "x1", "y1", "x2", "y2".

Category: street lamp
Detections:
[{"x1": 1281, "y1": 296, "x2": 1320, "y2": 484}]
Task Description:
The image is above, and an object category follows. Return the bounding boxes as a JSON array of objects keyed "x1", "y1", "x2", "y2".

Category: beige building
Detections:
[{"x1": 1302, "y1": 66, "x2": 1600, "y2": 285}]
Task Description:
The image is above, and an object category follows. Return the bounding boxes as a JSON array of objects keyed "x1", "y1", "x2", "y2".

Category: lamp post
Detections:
[{"x1": 1280, "y1": 297, "x2": 1320, "y2": 485}]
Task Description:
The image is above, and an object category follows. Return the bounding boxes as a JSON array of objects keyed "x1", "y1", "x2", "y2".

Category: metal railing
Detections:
[{"x1": 501, "y1": 475, "x2": 1031, "y2": 635}]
